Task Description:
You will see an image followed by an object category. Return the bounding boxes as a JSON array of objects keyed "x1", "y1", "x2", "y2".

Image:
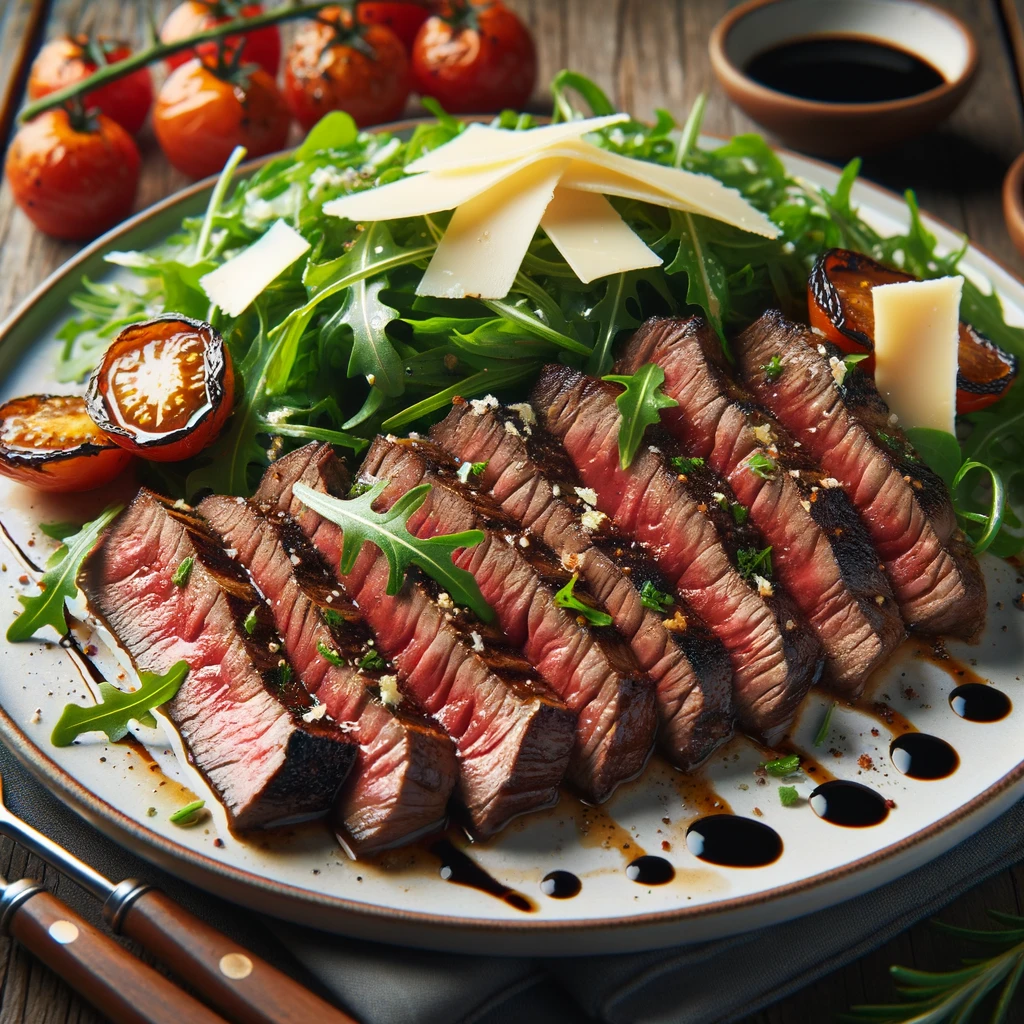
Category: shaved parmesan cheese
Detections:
[
  {"x1": 559, "y1": 159, "x2": 702, "y2": 214},
  {"x1": 416, "y1": 160, "x2": 566, "y2": 299},
  {"x1": 872, "y1": 276, "x2": 962, "y2": 434},
  {"x1": 200, "y1": 220, "x2": 310, "y2": 317},
  {"x1": 540, "y1": 188, "x2": 661, "y2": 283},
  {"x1": 404, "y1": 114, "x2": 630, "y2": 174}
]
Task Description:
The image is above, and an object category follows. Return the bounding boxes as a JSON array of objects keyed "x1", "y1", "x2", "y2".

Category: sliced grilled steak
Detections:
[
  {"x1": 255, "y1": 444, "x2": 575, "y2": 836},
  {"x1": 199, "y1": 495, "x2": 457, "y2": 855},
  {"x1": 532, "y1": 366, "x2": 822, "y2": 744},
  {"x1": 80, "y1": 489, "x2": 356, "y2": 831},
  {"x1": 358, "y1": 434, "x2": 657, "y2": 802},
  {"x1": 431, "y1": 398, "x2": 733, "y2": 769},
  {"x1": 617, "y1": 316, "x2": 904, "y2": 694},
  {"x1": 734, "y1": 311, "x2": 986, "y2": 641}
]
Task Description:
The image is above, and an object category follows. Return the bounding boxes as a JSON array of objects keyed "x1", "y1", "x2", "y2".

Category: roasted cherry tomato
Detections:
[
  {"x1": 28, "y1": 36, "x2": 153, "y2": 135},
  {"x1": 160, "y1": 1, "x2": 281, "y2": 77},
  {"x1": 284, "y1": 7, "x2": 411, "y2": 130},
  {"x1": 357, "y1": 1, "x2": 431, "y2": 51},
  {"x1": 808, "y1": 248, "x2": 1019, "y2": 415},
  {"x1": 154, "y1": 58, "x2": 290, "y2": 179},
  {"x1": 0, "y1": 395, "x2": 133, "y2": 492},
  {"x1": 87, "y1": 316, "x2": 235, "y2": 463},
  {"x1": 412, "y1": 0, "x2": 536, "y2": 114},
  {"x1": 5, "y1": 109, "x2": 140, "y2": 240}
]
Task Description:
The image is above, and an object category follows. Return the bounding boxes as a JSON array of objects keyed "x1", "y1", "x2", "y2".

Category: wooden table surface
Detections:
[{"x1": 1, "y1": 1, "x2": 1023, "y2": 1021}]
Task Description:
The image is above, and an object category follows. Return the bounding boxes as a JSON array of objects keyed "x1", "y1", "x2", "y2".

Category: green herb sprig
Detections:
[
  {"x1": 638, "y1": 579, "x2": 674, "y2": 614},
  {"x1": 602, "y1": 363, "x2": 679, "y2": 470},
  {"x1": 293, "y1": 480, "x2": 493, "y2": 622},
  {"x1": 762, "y1": 753, "x2": 800, "y2": 777},
  {"x1": 554, "y1": 574, "x2": 613, "y2": 627}
]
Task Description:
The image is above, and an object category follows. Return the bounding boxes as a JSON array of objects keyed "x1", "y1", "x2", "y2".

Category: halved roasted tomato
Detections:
[
  {"x1": 87, "y1": 315, "x2": 235, "y2": 462},
  {"x1": 808, "y1": 248, "x2": 1019, "y2": 415},
  {"x1": 0, "y1": 395, "x2": 133, "y2": 492}
]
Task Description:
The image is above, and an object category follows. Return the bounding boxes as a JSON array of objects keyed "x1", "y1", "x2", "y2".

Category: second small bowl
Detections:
[{"x1": 709, "y1": 0, "x2": 978, "y2": 158}]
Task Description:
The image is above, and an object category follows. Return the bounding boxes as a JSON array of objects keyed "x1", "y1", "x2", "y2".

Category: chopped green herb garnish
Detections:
[
  {"x1": 762, "y1": 753, "x2": 800, "y2": 777},
  {"x1": 321, "y1": 608, "x2": 345, "y2": 628},
  {"x1": 171, "y1": 556, "x2": 194, "y2": 587},
  {"x1": 357, "y1": 648, "x2": 387, "y2": 671},
  {"x1": 278, "y1": 663, "x2": 293, "y2": 686},
  {"x1": 243, "y1": 607, "x2": 259, "y2": 635},
  {"x1": 761, "y1": 354, "x2": 784, "y2": 381},
  {"x1": 778, "y1": 785, "x2": 800, "y2": 807},
  {"x1": 638, "y1": 579, "x2": 674, "y2": 614},
  {"x1": 670, "y1": 455, "x2": 705, "y2": 475},
  {"x1": 602, "y1": 363, "x2": 679, "y2": 469},
  {"x1": 748, "y1": 452, "x2": 777, "y2": 479},
  {"x1": 169, "y1": 800, "x2": 206, "y2": 827},
  {"x1": 554, "y1": 573, "x2": 613, "y2": 627},
  {"x1": 730, "y1": 502, "x2": 749, "y2": 526},
  {"x1": 814, "y1": 700, "x2": 837, "y2": 747},
  {"x1": 317, "y1": 640, "x2": 345, "y2": 667},
  {"x1": 470, "y1": 461, "x2": 488, "y2": 476},
  {"x1": 737, "y1": 545, "x2": 773, "y2": 582},
  {"x1": 843, "y1": 352, "x2": 869, "y2": 373},
  {"x1": 348, "y1": 481, "x2": 373, "y2": 498},
  {"x1": 51, "y1": 661, "x2": 189, "y2": 747}
]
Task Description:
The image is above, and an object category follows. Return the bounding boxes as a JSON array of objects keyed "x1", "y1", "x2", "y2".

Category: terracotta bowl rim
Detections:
[
  {"x1": 1002, "y1": 152, "x2": 1024, "y2": 259},
  {"x1": 708, "y1": 0, "x2": 980, "y2": 119}
]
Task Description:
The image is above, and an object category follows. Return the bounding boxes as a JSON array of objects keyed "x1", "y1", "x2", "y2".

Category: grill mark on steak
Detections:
[
  {"x1": 79, "y1": 489, "x2": 356, "y2": 831},
  {"x1": 199, "y1": 494, "x2": 457, "y2": 855},
  {"x1": 431, "y1": 398, "x2": 734, "y2": 770},
  {"x1": 255, "y1": 444, "x2": 575, "y2": 836},
  {"x1": 734, "y1": 311, "x2": 986, "y2": 641},
  {"x1": 357, "y1": 434, "x2": 658, "y2": 803},
  {"x1": 532, "y1": 365, "x2": 822, "y2": 745},
  {"x1": 617, "y1": 316, "x2": 905, "y2": 695}
]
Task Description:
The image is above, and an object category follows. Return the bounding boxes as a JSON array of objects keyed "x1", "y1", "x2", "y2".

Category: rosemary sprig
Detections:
[
  {"x1": 843, "y1": 911, "x2": 1024, "y2": 1024},
  {"x1": 19, "y1": 3, "x2": 334, "y2": 123}
]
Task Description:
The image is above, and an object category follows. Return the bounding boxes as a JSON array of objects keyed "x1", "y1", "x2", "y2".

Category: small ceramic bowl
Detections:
[
  {"x1": 1002, "y1": 152, "x2": 1024, "y2": 260},
  {"x1": 709, "y1": 0, "x2": 978, "y2": 158}
]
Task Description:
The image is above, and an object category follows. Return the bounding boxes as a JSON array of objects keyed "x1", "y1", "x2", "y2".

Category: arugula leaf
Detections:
[
  {"x1": 761, "y1": 354, "x2": 783, "y2": 381},
  {"x1": 292, "y1": 480, "x2": 493, "y2": 622},
  {"x1": 553, "y1": 573, "x2": 613, "y2": 627},
  {"x1": 317, "y1": 639, "x2": 344, "y2": 667},
  {"x1": 39, "y1": 521, "x2": 80, "y2": 542},
  {"x1": 904, "y1": 428, "x2": 961, "y2": 487},
  {"x1": 664, "y1": 210, "x2": 729, "y2": 344},
  {"x1": 670, "y1": 455, "x2": 705, "y2": 475},
  {"x1": 358, "y1": 648, "x2": 387, "y2": 671},
  {"x1": 762, "y1": 753, "x2": 800, "y2": 777},
  {"x1": 778, "y1": 785, "x2": 799, "y2": 807},
  {"x1": 602, "y1": 363, "x2": 679, "y2": 470},
  {"x1": 730, "y1": 501, "x2": 749, "y2": 525},
  {"x1": 638, "y1": 579, "x2": 674, "y2": 614},
  {"x1": 295, "y1": 111, "x2": 358, "y2": 160},
  {"x1": 8, "y1": 506, "x2": 122, "y2": 643},
  {"x1": 737, "y1": 545, "x2": 773, "y2": 582},
  {"x1": 171, "y1": 556, "x2": 194, "y2": 587},
  {"x1": 51, "y1": 661, "x2": 189, "y2": 747}
]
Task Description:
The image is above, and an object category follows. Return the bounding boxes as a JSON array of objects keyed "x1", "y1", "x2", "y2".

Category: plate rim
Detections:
[{"x1": 0, "y1": 120, "x2": 1021, "y2": 942}]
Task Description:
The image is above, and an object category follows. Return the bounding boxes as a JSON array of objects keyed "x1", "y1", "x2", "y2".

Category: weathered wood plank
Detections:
[{"x1": 0, "y1": 0, "x2": 49, "y2": 154}]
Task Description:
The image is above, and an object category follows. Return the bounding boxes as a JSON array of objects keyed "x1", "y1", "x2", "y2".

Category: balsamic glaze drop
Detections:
[
  {"x1": 809, "y1": 781, "x2": 889, "y2": 827},
  {"x1": 625, "y1": 855, "x2": 675, "y2": 885},
  {"x1": 890, "y1": 733, "x2": 959, "y2": 780},
  {"x1": 950, "y1": 683, "x2": 1012, "y2": 723},
  {"x1": 540, "y1": 870, "x2": 582, "y2": 899},
  {"x1": 430, "y1": 840, "x2": 535, "y2": 912},
  {"x1": 685, "y1": 814, "x2": 783, "y2": 868}
]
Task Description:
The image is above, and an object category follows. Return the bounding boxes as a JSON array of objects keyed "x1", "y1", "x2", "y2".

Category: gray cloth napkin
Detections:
[{"x1": 3, "y1": 738, "x2": 1022, "y2": 1024}]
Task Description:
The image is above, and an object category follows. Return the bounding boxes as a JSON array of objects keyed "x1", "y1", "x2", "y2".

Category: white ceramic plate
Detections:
[{"x1": 0, "y1": 135, "x2": 1021, "y2": 956}]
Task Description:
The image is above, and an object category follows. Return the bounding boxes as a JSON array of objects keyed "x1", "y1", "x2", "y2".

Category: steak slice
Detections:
[
  {"x1": 255, "y1": 444, "x2": 575, "y2": 836},
  {"x1": 199, "y1": 495, "x2": 457, "y2": 855},
  {"x1": 431, "y1": 398, "x2": 734, "y2": 770},
  {"x1": 617, "y1": 316, "x2": 905, "y2": 695},
  {"x1": 80, "y1": 489, "x2": 356, "y2": 831},
  {"x1": 358, "y1": 434, "x2": 657, "y2": 803},
  {"x1": 734, "y1": 311, "x2": 986, "y2": 641},
  {"x1": 532, "y1": 365, "x2": 822, "y2": 744}
]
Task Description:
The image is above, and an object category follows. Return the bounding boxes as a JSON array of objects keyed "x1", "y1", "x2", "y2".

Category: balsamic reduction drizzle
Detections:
[
  {"x1": 625, "y1": 856, "x2": 675, "y2": 885},
  {"x1": 540, "y1": 870, "x2": 581, "y2": 899},
  {"x1": 430, "y1": 839, "x2": 535, "y2": 912},
  {"x1": 950, "y1": 683, "x2": 1012, "y2": 723},
  {"x1": 685, "y1": 815, "x2": 783, "y2": 868},
  {"x1": 809, "y1": 780, "x2": 889, "y2": 827},
  {"x1": 890, "y1": 733, "x2": 959, "y2": 781}
]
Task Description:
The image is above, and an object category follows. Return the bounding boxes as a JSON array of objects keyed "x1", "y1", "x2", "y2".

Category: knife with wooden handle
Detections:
[
  {"x1": 0, "y1": 773, "x2": 358, "y2": 1024},
  {"x1": 0, "y1": 875, "x2": 229, "y2": 1024}
]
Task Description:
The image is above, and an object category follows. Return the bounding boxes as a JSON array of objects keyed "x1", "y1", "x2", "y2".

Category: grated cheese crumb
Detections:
[
  {"x1": 470, "y1": 394, "x2": 499, "y2": 415},
  {"x1": 581, "y1": 508, "x2": 607, "y2": 531},
  {"x1": 821, "y1": 477, "x2": 841, "y2": 489},
  {"x1": 662, "y1": 609, "x2": 688, "y2": 633},
  {"x1": 789, "y1": 469, "x2": 801, "y2": 478},
  {"x1": 552, "y1": 484, "x2": 561, "y2": 497},
  {"x1": 507, "y1": 402, "x2": 536, "y2": 428},
  {"x1": 301, "y1": 704, "x2": 327, "y2": 723},
  {"x1": 785, "y1": 619, "x2": 795, "y2": 631},
  {"x1": 519, "y1": 536, "x2": 530, "y2": 548},
  {"x1": 816, "y1": 344, "x2": 828, "y2": 356},
  {"x1": 755, "y1": 575, "x2": 774, "y2": 597},
  {"x1": 751, "y1": 423, "x2": 773, "y2": 446},
  {"x1": 800, "y1": 500, "x2": 811, "y2": 512},
  {"x1": 436, "y1": 592, "x2": 454, "y2": 610},
  {"x1": 829, "y1": 356, "x2": 847, "y2": 386},
  {"x1": 470, "y1": 631, "x2": 484, "y2": 652},
  {"x1": 378, "y1": 675, "x2": 403, "y2": 707},
  {"x1": 503, "y1": 419, "x2": 521, "y2": 437},
  {"x1": 574, "y1": 486, "x2": 598, "y2": 507},
  {"x1": 30, "y1": 708, "x2": 41, "y2": 724}
]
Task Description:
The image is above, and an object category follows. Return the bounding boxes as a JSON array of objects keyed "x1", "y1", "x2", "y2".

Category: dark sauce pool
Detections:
[
  {"x1": 950, "y1": 683, "x2": 1012, "y2": 723},
  {"x1": 809, "y1": 780, "x2": 889, "y2": 827},
  {"x1": 685, "y1": 815, "x2": 783, "y2": 868},
  {"x1": 431, "y1": 839, "x2": 536, "y2": 913},
  {"x1": 745, "y1": 36, "x2": 945, "y2": 104},
  {"x1": 890, "y1": 733, "x2": 959, "y2": 780},
  {"x1": 540, "y1": 870, "x2": 581, "y2": 899},
  {"x1": 625, "y1": 855, "x2": 675, "y2": 885}
]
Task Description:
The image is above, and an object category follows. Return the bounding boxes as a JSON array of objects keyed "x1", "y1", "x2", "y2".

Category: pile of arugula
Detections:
[{"x1": 54, "y1": 72, "x2": 1024, "y2": 553}]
